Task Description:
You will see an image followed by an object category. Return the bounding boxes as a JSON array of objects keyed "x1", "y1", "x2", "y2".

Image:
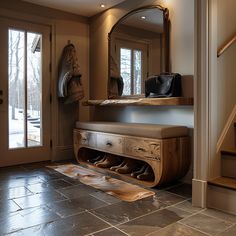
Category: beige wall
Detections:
[{"x1": 0, "y1": 0, "x2": 90, "y2": 161}]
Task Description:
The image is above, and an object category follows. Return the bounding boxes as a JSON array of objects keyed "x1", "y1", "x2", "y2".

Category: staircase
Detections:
[{"x1": 208, "y1": 120, "x2": 236, "y2": 214}]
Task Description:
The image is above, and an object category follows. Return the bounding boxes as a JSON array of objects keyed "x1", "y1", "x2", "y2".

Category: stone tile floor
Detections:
[{"x1": 0, "y1": 161, "x2": 236, "y2": 235}]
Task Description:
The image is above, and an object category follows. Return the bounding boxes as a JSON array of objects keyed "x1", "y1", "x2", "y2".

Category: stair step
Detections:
[
  {"x1": 208, "y1": 177, "x2": 236, "y2": 191},
  {"x1": 221, "y1": 149, "x2": 236, "y2": 156}
]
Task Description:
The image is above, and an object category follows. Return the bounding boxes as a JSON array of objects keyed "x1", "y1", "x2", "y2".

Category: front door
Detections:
[{"x1": 0, "y1": 18, "x2": 51, "y2": 167}]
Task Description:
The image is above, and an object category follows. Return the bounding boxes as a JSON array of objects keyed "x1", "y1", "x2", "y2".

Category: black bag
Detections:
[{"x1": 145, "y1": 73, "x2": 182, "y2": 98}]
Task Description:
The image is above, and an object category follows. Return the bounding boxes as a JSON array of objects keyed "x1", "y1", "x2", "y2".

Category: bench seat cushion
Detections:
[{"x1": 75, "y1": 121, "x2": 188, "y2": 139}]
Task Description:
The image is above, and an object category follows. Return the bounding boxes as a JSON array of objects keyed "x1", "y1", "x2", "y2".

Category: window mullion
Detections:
[
  {"x1": 131, "y1": 49, "x2": 134, "y2": 95},
  {"x1": 24, "y1": 31, "x2": 28, "y2": 148}
]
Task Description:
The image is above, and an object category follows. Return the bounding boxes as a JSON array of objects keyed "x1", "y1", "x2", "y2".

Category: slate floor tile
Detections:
[
  {"x1": 201, "y1": 208, "x2": 236, "y2": 223},
  {"x1": 166, "y1": 183, "x2": 192, "y2": 198},
  {"x1": 26, "y1": 179, "x2": 73, "y2": 193},
  {"x1": 0, "y1": 186, "x2": 33, "y2": 200},
  {"x1": 180, "y1": 213, "x2": 232, "y2": 235},
  {"x1": 0, "y1": 206, "x2": 60, "y2": 235},
  {"x1": 6, "y1": 211, "x2": 110, "y2": 236},
  {"x1": 13, "y1": 191, "x2": 67, "y2": 209},
  {"x1": 148, "y1": 222, "x2": 210, "y2": 236},
  {"x1": 47, "y1": 195, "x2": 108, "y2": 218},
  {"x1": 0, "y1": 199, "x2": 21, "y2": 213},
  {"x1": 90, "y1": 190, "x2": 121, "y2": 204},
  {"x1": 174, "y1": 199, "x2": 203, "y2": 214},
  {"x1": 91, "y1": 196, "x2": 166, "y2": 225},
  {"x1": 91, "y1": 227, "x2": 128, "y2": 236},
  {"x1": 0, "y1": 176, "x2": 44, "y2": 189},
  {"x1": 56, "y1": 184, "x2": 96, "y2": 199},
  {"x1": 217, "y1": 224, "x2": 236, "y2": 236},
  {"x1": 153, "y1": 191, "x2": 186, "y2": 206},
  {"x1": 118, "y1": 207, "x2": 191, "y2": 236}
]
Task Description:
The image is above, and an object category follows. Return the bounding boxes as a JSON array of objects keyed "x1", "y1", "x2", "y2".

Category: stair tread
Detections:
[
  {"x1": 221, "y1": 148, "x2": 236, "y2": 156},
  {"x1": 208, "y1": 177, "x2": 236, "y2": 190}
]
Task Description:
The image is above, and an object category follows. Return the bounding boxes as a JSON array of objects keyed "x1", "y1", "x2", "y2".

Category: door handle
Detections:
[{"x1": 0, "y1": 98, "x2": 3, "y2": 104}]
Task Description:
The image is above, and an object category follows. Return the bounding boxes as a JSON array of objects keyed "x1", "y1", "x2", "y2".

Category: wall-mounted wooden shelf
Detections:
[{"x1": 82, "y1": 97, "x2": 193, "y2": 107}]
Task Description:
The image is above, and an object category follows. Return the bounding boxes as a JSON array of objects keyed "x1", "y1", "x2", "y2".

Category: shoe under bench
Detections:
[{"x1": 73, "y1": 121, "x2": 190, "y2": 187}]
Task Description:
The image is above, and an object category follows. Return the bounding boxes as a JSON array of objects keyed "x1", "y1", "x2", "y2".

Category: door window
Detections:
[{"x1": 8, "y1": 29, "x2": 42, "y2": 149}]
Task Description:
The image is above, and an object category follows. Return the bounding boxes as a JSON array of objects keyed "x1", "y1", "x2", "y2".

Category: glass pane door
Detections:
[
  {"x1": 8, "y1": 29, "x2": 42, "y2": 149},
  {"x1": 0, "y1": 17, "x2": 51, "y2": 167}
]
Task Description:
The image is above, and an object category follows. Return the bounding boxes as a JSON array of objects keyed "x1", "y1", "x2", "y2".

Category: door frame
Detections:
[{"x1": 0, "y1": 16, "x2": 53, "y2": 166}]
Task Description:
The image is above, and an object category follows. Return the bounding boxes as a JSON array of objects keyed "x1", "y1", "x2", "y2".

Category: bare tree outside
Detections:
[{"x1": 8, "y1": 29, "x2": 42, "y2": 148}]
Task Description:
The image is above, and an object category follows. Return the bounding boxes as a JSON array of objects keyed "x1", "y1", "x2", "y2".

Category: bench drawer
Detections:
[
  {"x1": 75, "y1": 130, "x2": 96, "y2": 147},
  {"x1": 96, "y1": 133, "x2": 124, "y2": 154},
  {"x1": 124, "y1": 137, "x2": 161, "y2": 161}
]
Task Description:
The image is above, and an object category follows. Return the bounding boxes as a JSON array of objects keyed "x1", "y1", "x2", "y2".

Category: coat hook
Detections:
[{"x1": 67, "y1": 40, "x2": 71, "y2": 45}]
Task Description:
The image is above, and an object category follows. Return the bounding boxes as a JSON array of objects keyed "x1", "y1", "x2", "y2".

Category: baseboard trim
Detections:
[{"x1": 192, "y1": 178, "x2": 207, "y2": 208}]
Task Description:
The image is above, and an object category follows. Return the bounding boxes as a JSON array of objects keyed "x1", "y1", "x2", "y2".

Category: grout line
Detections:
[
  {"x1": 111, "y1": 198, "x2": 190, "y2": 228},
  {"x1": 157, "y1": 190, "x2": 190, "y2": 200},
  {"x1": 87, "y1": 211, "x2": 130, "y2": 235},
  {"x1": 178, "y1": 221, "x2": 212, "y2": 236},
  {"x1": 200, "y1": 210, "x2": 236, "y2": 224},
  {"x1": 89, "y1": 193, "x2": 120, "y2": 205},
  {"x1": 171, "y1": 199, "x2": 204, "y2": 214},
  {"x1": 85, "y1": 226, "x2": 114, "y2": 236},
  {"x1": 215, "y1": 222, "x2": 236, "y2": 235}
]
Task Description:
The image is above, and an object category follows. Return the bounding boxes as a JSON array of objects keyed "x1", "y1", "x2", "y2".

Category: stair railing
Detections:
[
  {"x1": 217, "y1": 104, "x2": 236, "y2": 153},
  {"x1": 218, "y1": 33, "x2": 236, "y2": 57}
]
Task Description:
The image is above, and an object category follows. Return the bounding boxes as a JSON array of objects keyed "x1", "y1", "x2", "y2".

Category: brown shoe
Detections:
[
  {"x1": 131, "y1": 163, "x2": 148, "y2": 178},
  {"x1": 110, "y1": 159, "x2": 126, "y2": 171},
  {"x1": 94, "y1": 155, "x2": 106, "y2": 165},
  {"x1": 87, "y1": 155, "x2": 104, "y2": 164},
  {"x1": 137, "y1": 165, "x2": 154, "y2": 181},
  {"x1": 116, "y1": 159, "x2": 140, "y2": 174},
  {"x1": 96, "y1": 154, "x2": 121, "y2": 168}
]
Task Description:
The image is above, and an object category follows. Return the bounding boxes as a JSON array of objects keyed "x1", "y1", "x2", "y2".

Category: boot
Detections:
[
  {"x1": 110, "y1": 159, "x2": 126, "y2": 171},
  {"x1": 94, "y1": 155, "x2": 106, "y2": 165},
  {"x1": 116, "y1": 159, "x2": 140, "y2": 174},
  {"x1": 137, "y1": 165, "x2": 154, "y2": 181},
  {"x1": 96, "y1": 154, "x2": 121, "y2": 168},
  {"x1": 87, "y1": 155, "x2": 104, "y2": 164},
  {"x1": 130, "y1": 163, "x2": 148, "y2": 178}
]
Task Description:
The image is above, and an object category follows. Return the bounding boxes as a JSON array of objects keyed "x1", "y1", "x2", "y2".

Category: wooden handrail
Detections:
[{"x1": 217, "y1": 33, "x2": 236, "y2": 57}]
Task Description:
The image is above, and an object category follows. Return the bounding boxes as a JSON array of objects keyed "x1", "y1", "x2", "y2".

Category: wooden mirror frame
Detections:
[{"x1": 107, "y1": 5, "x2": 170, "y2": 99}]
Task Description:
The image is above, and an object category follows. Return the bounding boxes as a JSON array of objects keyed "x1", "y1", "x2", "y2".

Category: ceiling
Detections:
[{"x1": 22, "y1": 0, "x2": 126, "y2": 17}]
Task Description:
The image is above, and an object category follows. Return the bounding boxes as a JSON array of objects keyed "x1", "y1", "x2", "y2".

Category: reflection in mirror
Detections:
[{"x1": 108, "y1": 5, "x2": 169, "y2": 98}]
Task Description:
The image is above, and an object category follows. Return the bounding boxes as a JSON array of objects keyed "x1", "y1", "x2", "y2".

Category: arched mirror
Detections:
[{"x1": 108, "y1": 5, "x2": 170, "y2": 98}]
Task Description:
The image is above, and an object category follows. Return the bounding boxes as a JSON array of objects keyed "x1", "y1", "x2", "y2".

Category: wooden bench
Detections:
[{"x1": 73, "y1": 122, "x2": 190, "y2": 187}]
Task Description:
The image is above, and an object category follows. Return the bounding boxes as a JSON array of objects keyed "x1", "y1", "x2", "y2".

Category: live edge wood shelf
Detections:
[
  {"x1": 82, "y1": 97, "x2": 193, "y2": 107},
  {"x1": 73, "y1": 122, "x2": 190, "y2": 187}
]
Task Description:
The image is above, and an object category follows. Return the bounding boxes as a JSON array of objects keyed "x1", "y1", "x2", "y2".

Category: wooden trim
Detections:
[
  {"x1": 216, "y1": 104, "x2": 236, "y2": 153},
  {"x1": 192, "y1": 0, "x2": 210, "y2": 207},
  {"x1": 208, "y1": 177, "x2": 236, "y2": 190},
  {"x1": 217, "y1": 33, "x2": 236, "y2": 57},
  {"x1": 192, "y1": 179, "x2": 207, "y2": 208},
  {"x1": 82, "y1": 97, "x2": 193, "y2": 106},
  {"x1": 221, "y1": 149, "x2": 236, "y2": 156}
]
